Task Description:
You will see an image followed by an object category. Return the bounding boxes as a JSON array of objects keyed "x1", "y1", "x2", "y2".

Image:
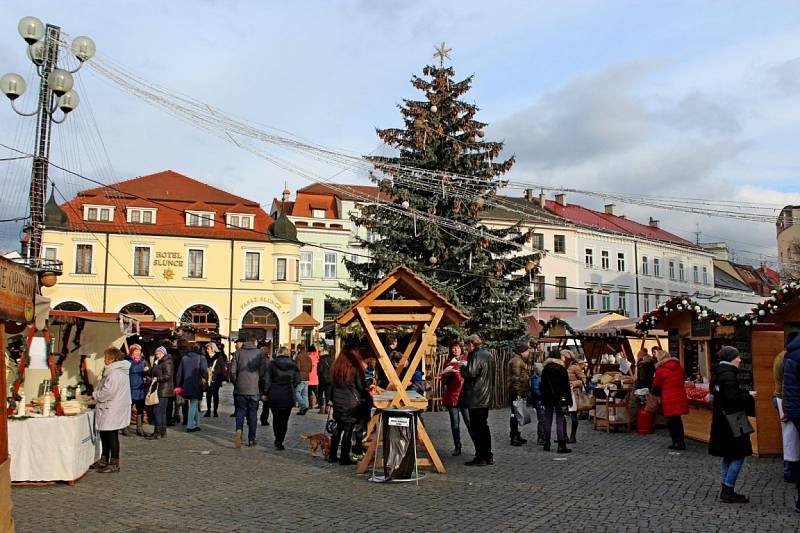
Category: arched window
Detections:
[
  {"x1": 119, "y1": 302, "x2": 155, "y2": 317},
  {"x1": 53, "y1": 301, "x2": 88, "y2": 312},
  {"x1": 242, "y1": 306, "x2": 279, "y2": 328},
  {"x1": 180, "y1": 304, "x2": 219, "y2": 329}
]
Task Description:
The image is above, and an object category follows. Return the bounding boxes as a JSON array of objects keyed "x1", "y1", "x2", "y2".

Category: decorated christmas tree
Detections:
[{"x1": 346, "y1": 44, "x2": 540, "y2": 344}]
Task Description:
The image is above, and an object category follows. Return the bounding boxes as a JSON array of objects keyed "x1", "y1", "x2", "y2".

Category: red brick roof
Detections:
[
  {"x1": 544, "y1": 200, "x2": 696, "y2": 247},
  {"x1": 756, "y1": 266, "x2": 780, "y2": 285},
  {"x1": 297, "y1": 183, "x2": 385, "y2": 202},
  {"x1": 59, "y1": 170, "x2": 271, "y2": 241}
]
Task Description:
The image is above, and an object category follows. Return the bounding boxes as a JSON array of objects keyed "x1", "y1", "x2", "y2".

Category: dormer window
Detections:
[
  {"x1": 186, "y1": 210, "x2": 214, "y2": 227},
  {"x1": 127, "y1": 208, "x2": 157, "y2": 224},
  {"x1": 312, "y1": 209, "x2": 326, "y2": 219},
  {"x1": 83, "y1": 204, "x2": 115, "y2": 222},
  {"x1": 227, "y1": 213, "x2": 254, "y2": 229}
]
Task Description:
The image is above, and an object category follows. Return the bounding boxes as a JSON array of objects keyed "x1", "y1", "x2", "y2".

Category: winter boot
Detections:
[
  {"x1": 98, "y1": 459, "x2": 120, "y2": 473},
  {"x1": 452, "y1": 444, "x2": 462, "y2": 456},
  {"x1": 145, "y1": 427, "x2": 161, "y2": 440},
  {"x1": 510, "y1": 435, "x2": 524, "y2": 447},
  {"x1": 542, "y1": 441, "x2": 551, "y2": 452},
  {"x1": 159, "y1": 426, "x2": 167, "y2": 438},
  {"x1": 568, "y1": 424, "x2": 577, "y2": 444},
  {"x1": 90, "y1": 457, "x2": 108, "y2": 470},
  {"x1": 135, "y1": 414, "x2": 144, "y2": 436},
  {"x1": 556, "y1": 441, "x2": 572, "y2": 454},
  {"x1": 234, "y1": 429, "x2": 243, "y2": 449},
  {"x1": 339, "y1": 429, "x2": 356, "y2": 465},
  {"x1": 720, "y1": 484, "x2": 748, "y2": 503}
]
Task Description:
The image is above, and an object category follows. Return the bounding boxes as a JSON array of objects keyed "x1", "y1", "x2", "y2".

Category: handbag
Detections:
[
  {"x1": 644, "y1": 392, "x2": 660, "y2": 414},
  {"x1": 512, "y1": 398, "x2": 532, "y2": 426},
  {"x1": 145, "y1": 381, "x2": 159, "y2": 406},
  {"x1": 724, "y1": 410, "x2": 754, "y2": 438},
  {"x1": 574, "y1": 389, "x2": 595, "y2": 411},
  {"x1": 324, "y1": 408, "x2": 337, "y2": 435}
]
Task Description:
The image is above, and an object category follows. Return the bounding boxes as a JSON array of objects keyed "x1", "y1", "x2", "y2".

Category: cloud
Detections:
[
  {"x1": 766, "y1": 57, "x2": 800, "y2": 96},
  {"x1": 659, "y1": 92, "x2": 741, "y2": 135}
]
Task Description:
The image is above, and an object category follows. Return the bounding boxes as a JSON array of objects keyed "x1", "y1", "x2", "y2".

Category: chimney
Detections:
[
  {"x1": 539, "y1": 190, "x2": 546, "y2": 207},
  {"x1": 604, "y1": 204, "x2": 616, "y2": 216},
  {"x1": 649, "y1": 217, "x2": 659, "y2": 229},
  {"x1": 554, "y1": 193, "x2": 567, "y2": 207},
  {"x1": 525, "y1": 188, "x2": 534, "y2": 202}
]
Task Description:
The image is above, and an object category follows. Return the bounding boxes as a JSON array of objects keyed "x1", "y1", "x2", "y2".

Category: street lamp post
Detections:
[{"x1": 0, "y1": 16, "x2": 95, "y2": 266}]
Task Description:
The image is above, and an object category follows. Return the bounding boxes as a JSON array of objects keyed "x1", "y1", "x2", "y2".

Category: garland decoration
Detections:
[
  {"x1": 539, "y1": 317, "x2": 576, "y2": 336},
  {"x1": 748, "y1": 280, "x2": 799, "y2": 319},
  {"x1": 5, "y1": 336, "x2": 28, "y2": 417},
  {"x1": 636, "y1": 295, "x2": 745, "y2": 332}
]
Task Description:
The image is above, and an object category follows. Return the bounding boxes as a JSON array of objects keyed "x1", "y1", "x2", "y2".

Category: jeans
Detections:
[
  {"x1": 99, "y1": 430, "x2": 120, "y2": 461},
  {"x1": 467, "y1": 407, "x2": 492, "y2": 460},
  {"x1": 721, "y1": 457, "x2": 745, "y2": 487},
  {"x1": 544, "y1": 405, "x2": 566, "y2": 442},
  {"x1": 447, "y1": 406, "x2": 471, "y2": 447},
  {"x1": 296, "y1": 381, "x2": 309, "y2": 410},
  {"x1": 271, "y1": 407, "x2": 292, "y2": 445},
  {"x1": 153, "y1": 396, "x2": 169, "y2": 427},
  {"x1": 235, "y1": 394, "x2": 260, "y2": 442},
  {"x1": 186, "y1": 399, "x2": 200, "y2": 429},
  {"x1": 666, "y1": 416, "x2": 685, "y2": 445},
  {"x1": 535, "y1": 405, "x2": 545, "y2": 443}
]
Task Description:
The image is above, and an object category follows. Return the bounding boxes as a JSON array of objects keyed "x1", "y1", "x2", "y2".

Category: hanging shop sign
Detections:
[{"x1": 0, "y1": 256, "x2": 36, "y2": 323}]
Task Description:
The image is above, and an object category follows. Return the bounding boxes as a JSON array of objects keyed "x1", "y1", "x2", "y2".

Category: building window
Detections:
[
  {"x1": 532, "y1": 275, "x2": 545, "y2": 300},
  {"x1": 86, "y1": 207, "x2": 98, "y2": 221},
  {"x1": 99, "y1": 208, "x2": 110, "y2": 222},
  {"x1": 240, "y1": 216, "x2": 251, "y2": 229},
  {"x1": 600, "y1": 250, "x2": 609, "y2": 270},
  {"x1": 586, "y1": 290, "x2": 595, "y2": 311},
  {"x1": 601, "y1": 292, "x2": 612, "y2": 311},
  {"x1": 312, "y1": 209, "x2": 326, "y2": 219},
  {"x1": 350, "y1": 254, "x2": 359, "y2": 266},
  {"x1": 702, "y1": 266, "x2": 709, "y2": 285},
  {"x1": 229, "y1": 214, "x2": 239, "y2": 228},
  {"x1": 302, "y1": 298, "x2": 313, "y2": 316},
  {"x1": 641, "y1": 256, "x2": 649, "y2": 276},
  {"x1": 585, "y1": 248, "x2": 593, "y2": 267},
  {"x1": 324, "y1": 252, "x2": 337, "y2": 279},
  {"x1": 187, "y1": 211, "x2": 214, "y2": 227},
  {"x1": 669, "y1": 261, "x2": 676, "y2": 280},
  {"x1": 133, "y1": 246, "x2": 150, "y2": 277},
  {"x1": 300, "y1": 251, "x2": 313, "y2": 278},
  {"x1": 653, "y1": 258, "x2": 661, "y2": 277},
  {"x1": 143, "y1": 210, "x2": 153, "y2": 224},
  {"x1": 245, "y1": 252, "x2": 260, "y2": 280},
  {"x1": 654, "y1": 290, "x2": 664, "y2": 305},
  {"x1": 128, "y1": 208, "x2": 156, "y2": 224},
  {"x1": 75, "y1": 244, "x2": 93, "y2": 274},
  {"x1": 617, "y1": 252, "x2": 626, "y2": 272},
  {"x1": 618, "y1": 291, "x2": 627, "y2": 312},
  {"x1": 532, "y1": 233, "x2": 544, "y2": 251},
  {"x1": 643, "y1": 291, "x2": 652, "y2": 312},
  {"x1": 227, "y1": 213, "x2": 253, "y2": 229},
  {"x1": 131, "y1": 210, "x2": 140, "y2": 223},
  {"x1": 679, "y1": 262, "x2": 685, "y2": 282},
  {"x1": 189, "y1": 213, "x2": 199, "y2": 226},
  {"x1": 276, "y1": 258, "x2": 287, "y2": 281},
  {"x1": 188, "y1": 249, "x2": 204, "y2": 278},
  {"x1": 43, "y1": 246, "x2": 58, "y2": 261},
  {"x1": 554, "y1": 235, "x2": 566, "y2": 254},
  {"x1": 555, "y1": 277, "x2": 567, "y2": 299},
  {"x1": 693, "y1": 265, "x2": 699, "y2": 283}
]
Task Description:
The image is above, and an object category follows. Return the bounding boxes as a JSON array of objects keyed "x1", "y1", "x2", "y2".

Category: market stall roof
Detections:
[
  {"x1": 579, "y1": 317, "x2": 667, "y2": 337},
  {"x1": 49, "y1": 311, "x2": 126, "y2": 323},
  {"x1": 288, "y1": 311, "x2": 320, "y2": 328}
]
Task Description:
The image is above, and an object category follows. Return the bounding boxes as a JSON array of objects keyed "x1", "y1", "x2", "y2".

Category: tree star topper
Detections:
[{"x1": 434, "y1": 42, "x2": 452, "y2": 66}]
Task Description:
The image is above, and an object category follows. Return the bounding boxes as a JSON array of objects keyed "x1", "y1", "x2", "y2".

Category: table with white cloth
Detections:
[{"x1": 8, "y1": 411, "x2": 100, "y2": 484}]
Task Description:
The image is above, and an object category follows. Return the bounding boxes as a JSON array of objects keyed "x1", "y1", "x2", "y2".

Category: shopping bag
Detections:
[
  {"x1": 145, "y1": 381, "x2": 159, "y2": 406},
  {"x1": 512, "y1": 398, "x2": 532, "y2": 426},
  {"x1": 644, "y1": 392, "x2": 659, "y2": 414}
]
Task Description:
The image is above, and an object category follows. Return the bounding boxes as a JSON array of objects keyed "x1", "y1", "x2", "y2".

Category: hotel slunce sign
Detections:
[{"x1": 154, "y1": 251, "x2": 184, "y2": 267}]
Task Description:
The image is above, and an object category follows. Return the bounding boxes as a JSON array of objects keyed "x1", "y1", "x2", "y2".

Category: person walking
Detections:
[
  {"x1": 460, "y1": 334, "x2": 496, "y2": 466},
  {"x1": 229, "y1": 337, "x2": 244, "y2": 418},
  {"x1": 653, "y1": 349, "x2": 689, "y2": 450},
  {"x1": 295, "y1": 345, "x2": 312, "y2": 416},
  {"x1": 636, "y1": 348, "x2": 656, "y2": 390},
  {"x1": 204, "y1": 343, "x2": 226, "y2": 417},
  {"x1": 541, "y1": 349, "x2": 572, "y2": 453},
  {"x1": 329, "y1": 347, "x2": 368, "y2": 465},
  {"x1": 263, "y1": 346, "x2": 300, "y2": 450},
  {"x1": 230, "y1": 334, "x2": 267, "y2": 448},
  {"x1": 308, "y1": 344, "x2": 320, "y2": 410},
  {"x1": 709, "y1": 346, "x2": 756, "y2": 503},
  {"x1": 316, "y1": 348, "x2": 332, "y2": 414},
  {"x1": 124, "y1": 344, "x2": 149, "y2": 437},
  {"x1": 441, "y1": 340, "x2": 471, "y2": 456},
  {"x1": 259, "y1": 343, "x2": 272, "y2": 426},
  {"x1": 91, "y1": 347, "x2": 131, "y2": 473},
  {"x1": 146, "y1": 346, "x2": 173, "y2": 440},
  {"x1": 565, "y1": 351, "x2": 586, "y2": 444},
  {"x1": 781, "y1": 332, "x2": 800, "y2": 512},
  {"x1": 507, "y1": 340, "x2": 531, "y2": 447},
  {"x1": 175, "y1": 343, "x2": 209, "y2": 433}
]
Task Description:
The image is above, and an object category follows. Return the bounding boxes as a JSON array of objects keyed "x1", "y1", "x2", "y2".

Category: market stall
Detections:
[{"x1": 636, "y1": 295, "x2": 781, "y2": 456}]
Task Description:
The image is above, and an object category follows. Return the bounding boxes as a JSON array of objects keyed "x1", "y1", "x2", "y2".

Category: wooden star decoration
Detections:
[{"x1": 433, "y1": 42, "x2": 452, "y2": 66}]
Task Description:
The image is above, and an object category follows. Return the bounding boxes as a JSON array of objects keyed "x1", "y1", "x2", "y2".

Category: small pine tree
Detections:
[{"x1": 345, "y1": 54, "x2": 540, "y2": 344}]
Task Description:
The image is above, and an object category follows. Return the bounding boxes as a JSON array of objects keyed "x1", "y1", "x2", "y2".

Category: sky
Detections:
[{"x1": 0, "y1": 0, "x2": 799, "y2": 268}]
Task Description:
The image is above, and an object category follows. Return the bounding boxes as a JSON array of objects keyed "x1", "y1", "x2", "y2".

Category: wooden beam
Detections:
[
  {"x1": 393, "y1": 307, "x2": 444, "y2": 404},
  {"x1": 368, "y1": 300, "x2": 431, "y2": 307},
  {"x1": 356, "y1": 307, "x2": 412, "y2": 407},
  {"x1": 369, "y1": 313, "x2": 435, "y2": 323},
  {"x1": 417, "y1": 418, "x2": 445, "y2": 473},
  {"x1": 336, "y1": 273, "x2": 399, "y2": 325},
  {"x1": 393, "y1": 324, "x2": 423, "y2": 383}
]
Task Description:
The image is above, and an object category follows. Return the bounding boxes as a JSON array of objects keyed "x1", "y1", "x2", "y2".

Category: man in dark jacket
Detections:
[
  {"x1": 540, "y1": 349, "x2": 572, "y2": 453},
  {"x1": 176, "y1": 343, "x2": 209, "y2": 433},
  {"x1": 263, "y1": 346, "x2": 301, "y2": 450},
  {"x1": 461, "y1": 334, "x2": 496, "y2": 466},
  {"x1": 507, "y1": 340, "x2": 531, "y2": 447},
  {"x1": 295, "y1": 347, "x2": 312, "y2": 415},
  {"x1": 781, "y1": 333, "x2": 800, "y2": 512},
  {"x1": 316, "y1": 348, "x2": 332, "y2": 414},
  {"x1": 230, "y1": 334, "x2": 267, "y2": 448}
]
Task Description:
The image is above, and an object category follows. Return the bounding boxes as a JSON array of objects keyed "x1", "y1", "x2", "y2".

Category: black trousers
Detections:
[
  {"x1": 666, "y1": 416, "x2": 685, "y2": 445},
  {"x1": 331, "y1": 421, "x2": 354, "y2": 461},
  {"x1": 260, "y1": 400, "x2": 270, "y2": 424},
  {"x1": 317, "y1": 384, "x2": 331, "y2": 406},
  {"x1": 271, "y1": 407, "x2": 291, "y2": 445},
  {"x1": 468, "y1": 407, "x2": 492, "y2": 460},
  {"x1": 100, "y1": 430, "x2": 120, "y2": 461},
  {"x1": 205, "y1": 385, "x2": 220, "y2": 413}
]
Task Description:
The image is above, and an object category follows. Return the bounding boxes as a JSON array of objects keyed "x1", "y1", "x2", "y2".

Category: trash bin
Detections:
[{"x1": 381, "y1": 407, "x2": 420, "y2": 481}]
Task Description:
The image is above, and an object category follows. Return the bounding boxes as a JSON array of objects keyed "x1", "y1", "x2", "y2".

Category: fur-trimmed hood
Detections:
[
  {"x1": 655, "y1": 356, "x2": 680, "y2": 369},
  {"x1": 544, "y1": 357, "x2": 565, "y2": 367}
]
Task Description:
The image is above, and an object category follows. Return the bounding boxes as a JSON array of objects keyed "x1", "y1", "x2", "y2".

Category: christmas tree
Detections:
[{"x1": 346, "y1": 45, "x2": 541, "y2": 344}]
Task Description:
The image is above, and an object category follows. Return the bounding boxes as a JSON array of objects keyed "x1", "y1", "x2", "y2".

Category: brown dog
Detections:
[{"x1": 300, "y1": 433, "x2": 331, "y2": 459}]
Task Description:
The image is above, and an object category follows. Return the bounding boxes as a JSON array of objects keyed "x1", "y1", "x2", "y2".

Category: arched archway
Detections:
[
  {"x1": 180, "y1": 304, "x2": 219, "y2": 331},
  {"x1": 54, "y1": 301, "x2": 88, "y2": 312},
  {"x1": 240, "y1": 306, "x2": 280, "y2": 349},
  {"x1": 119, "y1": 302, "x2": 155, "y2": 317}
]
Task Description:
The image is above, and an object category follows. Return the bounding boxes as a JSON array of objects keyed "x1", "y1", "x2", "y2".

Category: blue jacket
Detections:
[
  {"x1": 783, "y1": 335, "x2": 800, "y2": 419},
  {"x1": 530, "y1": 373, "x2": 542, "y2": 408},
  {"x1": 126, "y1": 356, "x2": 148, "y2": 401},
  {"x1": 177, "y1": 351, "x2": 209, "y2": 400}
]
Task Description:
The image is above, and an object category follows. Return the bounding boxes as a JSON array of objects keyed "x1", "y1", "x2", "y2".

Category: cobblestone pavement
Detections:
[{"x1": 11, "y1": 384, "x2": 800, "y2": 532}]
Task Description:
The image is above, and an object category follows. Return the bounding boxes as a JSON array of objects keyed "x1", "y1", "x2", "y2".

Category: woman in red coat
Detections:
[
  {"x1": 440, "y1": 340, "x2": 471, "y2": 456},
  {"x1": 652, "y1": 349, "x2": 689, "y2": 450}
]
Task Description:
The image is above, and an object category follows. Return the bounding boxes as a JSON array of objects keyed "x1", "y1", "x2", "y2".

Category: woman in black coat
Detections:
[
  {"x1": 262, "y1": 346, "x2": 300, "y2": 450},
  {"x1": 540, "y1": 349, "x2": 573, "y2": 453},
  {"x1": 329, "y1": 348, "x2": 368, "y2": 466},
  {"x1": 204, "y1": 343, "x2": 227, "y2": 417},
  {"x1": 709, "y1": 346, "x2": 755, "y2": 504}
]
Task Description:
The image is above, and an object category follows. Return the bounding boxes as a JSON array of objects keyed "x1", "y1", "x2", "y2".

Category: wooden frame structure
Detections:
[
  {"x1": 288, "y1": 311, "x2": 320, "y2": 355},
  {"x1": 336, "y1": 266, "x2": 468, "y2": 474}
]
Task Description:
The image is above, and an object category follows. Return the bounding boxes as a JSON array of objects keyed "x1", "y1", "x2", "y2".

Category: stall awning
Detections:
[{"x1": 289, "y1": 311, "x2": 320, "y2": 328}]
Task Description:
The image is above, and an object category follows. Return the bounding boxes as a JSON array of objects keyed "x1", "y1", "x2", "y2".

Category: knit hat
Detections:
[
  {"x1": 155, "y1": 346, "x2": 167, "y2": 357},
  {"x1": 718, "y1": 346, "x2": 740, "y2": 362},
  {"x1": 514, "y1": 340, "x2": 530, "y2": 354}
]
